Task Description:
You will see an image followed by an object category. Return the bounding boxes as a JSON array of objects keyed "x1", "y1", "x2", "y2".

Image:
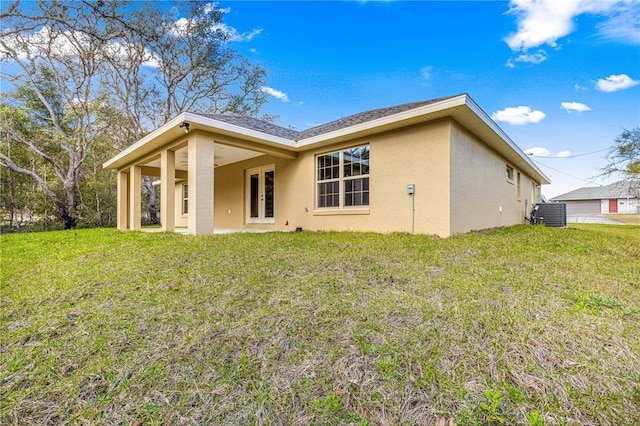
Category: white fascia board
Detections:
[
  {"x1": 464, "y1": 96, "x2": 551, "y2": 185},
  {"x1": 296, "y1": 95, "x2": 469, "y2": 147}
]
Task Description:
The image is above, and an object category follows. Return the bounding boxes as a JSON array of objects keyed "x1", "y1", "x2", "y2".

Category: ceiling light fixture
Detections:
[{"x1": 179, "y1": 122, "x2": 190, "y2": 133}]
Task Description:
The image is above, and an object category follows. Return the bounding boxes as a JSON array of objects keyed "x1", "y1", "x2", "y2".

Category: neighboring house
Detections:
[
  {"x1": 551, "y1": 180, "x2": 639, "y2": 215},
  {"x1": 103, "y1": 94, "x2": 550, "y2": 237}
]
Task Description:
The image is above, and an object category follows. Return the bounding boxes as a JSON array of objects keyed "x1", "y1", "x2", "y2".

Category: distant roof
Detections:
[
  {"x1": 551, "y1": 180, "x2": 639, "y2": 201},
  {"x1": 199, "y1": 96, "x2": 454, "y2": 142}
]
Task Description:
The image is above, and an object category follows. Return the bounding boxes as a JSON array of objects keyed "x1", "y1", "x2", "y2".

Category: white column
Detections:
[
  {"x1": 160, "y1": 149, "x2": 176, "y2": 231},
  {"x1": 117, "y1": 170, "x2": 129, "y2": 230},
  {"x1": 129, "y1": 165, "x2": 142, "y2": 231},
  {"x1": 187, "y1": 132, "x2": 215, "y2": 235}
]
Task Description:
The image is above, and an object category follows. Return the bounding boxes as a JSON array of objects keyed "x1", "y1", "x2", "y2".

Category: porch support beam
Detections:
[
  {"x1": 213, "y1": 134, "x2": 298, "y2": 160},
  {"x1": 160, "y1": 149, "x2": 176, "y2": 231},
  {"x1": 117, "y1": 170, "x2": 129, "y2": 230},
  {"x1": 140, "y1": 166, "x2": 187, "y2": 179},
  {"x1": 129, "y1": 165, "x2": 142, "y2": 231},
  {"x1": 187, "y1": 131, "x2": 215, "y2": 235}
]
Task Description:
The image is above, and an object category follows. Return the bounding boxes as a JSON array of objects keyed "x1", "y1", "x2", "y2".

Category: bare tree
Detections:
[
  {"x1": 1, "y1": 0, "x2": 270, "y2": 228},
  {"x1": 0, "y1": 4, "x2": 109, "y2": 228},
  {"x1": 601, "y1": 127, "x2": 640, "y2": 193}
]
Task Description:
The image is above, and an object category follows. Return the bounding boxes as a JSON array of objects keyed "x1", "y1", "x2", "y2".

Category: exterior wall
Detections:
[
  {"x1": 600, "y1": 198, "x2": 639, "y2": 214},
  {"x1": 167, "y1": 118, "x2": 544, "y2": 237},
  {"x1": 619, "y1": 198, "x2": 638, "y2": 213},
  {"x1": 564, "y1": 200, "x2": 601, "y2": 215},
  {"x1": 174, "y1": 181, "x2": 189, "y2": 227},
  {"x1": 194, "y1": 119, "x2": 452, "y2": 236},
  {"x1": 449, "y1": 120, "x2": 539, "y2": 235},
  {"x1": 299, "y1": 119, "x2": 452, "y2": 236}
]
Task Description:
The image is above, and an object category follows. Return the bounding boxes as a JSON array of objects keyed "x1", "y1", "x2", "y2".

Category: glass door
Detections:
[{"x1": 246, "y1": 165, "x2": 275, "y2": 224}]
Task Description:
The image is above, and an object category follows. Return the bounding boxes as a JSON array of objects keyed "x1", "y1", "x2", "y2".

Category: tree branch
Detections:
[{"x1": 0, "y1": 152, "x2": 60, "y2": 202}]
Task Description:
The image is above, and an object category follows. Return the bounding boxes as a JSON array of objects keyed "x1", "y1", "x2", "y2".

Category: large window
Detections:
[{"x1": 317, "y1": 145, "x2": 370, "y2": 209}]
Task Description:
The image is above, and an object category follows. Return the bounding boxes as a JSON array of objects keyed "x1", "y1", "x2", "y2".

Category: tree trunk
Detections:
[{"x1": 144, "y1": 176, "x2": 158, "y2": 224}]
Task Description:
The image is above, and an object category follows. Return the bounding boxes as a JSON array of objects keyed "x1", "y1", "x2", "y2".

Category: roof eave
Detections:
[
  {"x1": 103, "y1": 112, "x2": 296, "y2": 170},
  {"x1": 296, "y1": 94, "x2": 469, "y2": 148},
  {"x1": 462, "y1": 96, "x2": 551, "y2": 185}
]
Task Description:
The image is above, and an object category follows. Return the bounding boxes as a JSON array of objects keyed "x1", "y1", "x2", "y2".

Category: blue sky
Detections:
[{"x1": 221, "y1": 0, "x2": 640, "y2": 197}]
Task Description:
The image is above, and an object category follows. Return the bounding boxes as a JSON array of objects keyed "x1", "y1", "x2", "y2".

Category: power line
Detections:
[
  {"x1": 531, "y1": 158, "x2": 603, "y2": 185},
  {"x1": 528, "y1": 147, "x2": 610, "y2": 159}
]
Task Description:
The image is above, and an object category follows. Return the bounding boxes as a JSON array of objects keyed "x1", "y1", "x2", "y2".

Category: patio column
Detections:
[
  {"x1": 129, "y1": 165, "x2": 142, "y2": 231},
  {"x1": 160, "y1": 149, "x2": 176, "y2": 231},
  {"x1": 117, "y1": 170, "x2": 129, "y2": 230},
  {"x1": 187, "y1": 132, "x2": 215, "y2": 235}
]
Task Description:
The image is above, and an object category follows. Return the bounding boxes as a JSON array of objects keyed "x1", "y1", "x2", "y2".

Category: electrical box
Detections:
[{"x1": 407, "y1": 184, "x2": 415, "y2": 194}]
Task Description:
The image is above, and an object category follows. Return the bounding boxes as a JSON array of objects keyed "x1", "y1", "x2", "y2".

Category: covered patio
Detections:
[{"x1": 104, "y1": 113, "x2": 297, "y2": 235}]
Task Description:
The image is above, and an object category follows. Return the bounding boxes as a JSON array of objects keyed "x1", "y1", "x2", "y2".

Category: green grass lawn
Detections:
[{"x1": 1, "y1": 225, "x2": 639, "y2": 425}]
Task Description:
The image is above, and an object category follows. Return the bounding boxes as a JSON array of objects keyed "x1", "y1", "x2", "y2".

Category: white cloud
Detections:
[
  {"x1": 420, "y1": 66, "x2": 433, "y2": 80},
  {"x1": 170, "y1": 17, "x2": 192, "y2": 37},
  {"x1": 574, "y1": 83, "x2": 588, "y2": 91},
  {"x1": 595, "y1": 74, "x2": 640, "y2": 92},
  {"x1": 556, "y1": 150, "x2": 572, "y2": 158},
  {"x1": 492, "y1": 106, "x2": 546, "y2": 125},
  {"x1": 506, "y1": 50, "x2": 547, "y2": 67},
  {"x1": 214, "y1": 24, "x2": 263, "y2": 42},
  {"x1": 596, "y1": 3, "x2": 640, "y2": 45},
  {"x1": 518, "y1": 50, "x2": 548, "y2": 64},
  {"x1": 560, "y1": 101, "x2": 591, "y2": 112},
  {"x1": 525, "y1": 147, "x2": 551, "y2": 157},
  {"x1": 170, "y1": 8, "x2": 262, "y2": 43},
  {"x1": 504, "y1": 0, "x2": 635, "y2": 51},
  {"x1": 261, "y1": 86, "x2": 289, "y2": 103},
  {"x1": 0, "y1": 26, "x2": 161, "y2": 68},
  {"x1": 0, "y1": 26, "x2": 85, "y2": 60}
]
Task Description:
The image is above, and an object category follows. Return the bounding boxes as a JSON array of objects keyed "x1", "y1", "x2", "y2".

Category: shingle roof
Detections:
[
  {"x1": 197, "y1": 114, "x2": 300, "y2": 140},
  {"x1": 551, "y1": 180, "x2": 639, "y2": 201},
  {"x1": 198, "y1": 96, "x2": 457, "y2": 142}
]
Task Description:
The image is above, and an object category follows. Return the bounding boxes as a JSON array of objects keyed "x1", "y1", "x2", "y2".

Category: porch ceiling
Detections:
[{"x1": 143, "y1": 143, "x2": 263, "y2": 171}]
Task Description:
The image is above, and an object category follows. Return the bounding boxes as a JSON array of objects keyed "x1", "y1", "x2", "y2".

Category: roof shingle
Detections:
[
  {"x1": 551, "y1": 180, "x2": 639, "y2": 201},
  {"x1": 198, "y1": 96, "x2": 457, "y2": 142}
]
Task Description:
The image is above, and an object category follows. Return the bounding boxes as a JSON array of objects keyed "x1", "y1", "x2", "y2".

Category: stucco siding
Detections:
[
  {"x1": 300, "y1": 119, "x2": 451, "y2": 236},
  {"x1": 449, "y1": 120, "x2": 538, "y2": 234},
  {"x1": 168, "y1": 119, "x2": 537, "y2": 236},
  {"x1": 189, "y1": 120, "x2": 452, "y2": 235}
]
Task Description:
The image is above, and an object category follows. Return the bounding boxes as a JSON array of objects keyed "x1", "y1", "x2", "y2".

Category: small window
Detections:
[
  {"x1": 506, "y1": 165, "x2": 514, "y2": 181},
  {"x1": 182, "y1": 184, "x2": 188, "y2": 215},
  {"x1": 517, "y1": 172, "x2": 522, "y2": 199},
  {"x1": 317, "y1": 145, "x2": 370, "y2": 209}
]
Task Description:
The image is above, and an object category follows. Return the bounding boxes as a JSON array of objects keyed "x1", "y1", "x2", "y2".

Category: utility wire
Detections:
[
  {"x1": 531, "y1": 158, "x2": 603, "y2": 185},
  {"x1": 528, "y1": 147, "x2": 610, "y2": 159}
]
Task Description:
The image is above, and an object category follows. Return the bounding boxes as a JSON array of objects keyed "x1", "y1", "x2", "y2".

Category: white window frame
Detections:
[
  {"x1": 182, "y1": 183, "x2": 188, "y2": 215},
  {"x1": 506, "y1": 164, "x2": 514, "y2": 183},
  {"x1": 316, "y1": 145, "x2": 370, "y2": 210}
]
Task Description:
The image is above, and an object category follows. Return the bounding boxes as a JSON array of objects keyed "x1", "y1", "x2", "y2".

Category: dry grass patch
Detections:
[{"x1": 1, "y1": 224, "x2": 639, "y2": 425}]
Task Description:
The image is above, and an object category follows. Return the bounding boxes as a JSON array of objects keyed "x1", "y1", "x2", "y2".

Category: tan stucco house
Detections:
[{"x1": 103, "y1": 94, "x2": 550, "y2": 237}]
